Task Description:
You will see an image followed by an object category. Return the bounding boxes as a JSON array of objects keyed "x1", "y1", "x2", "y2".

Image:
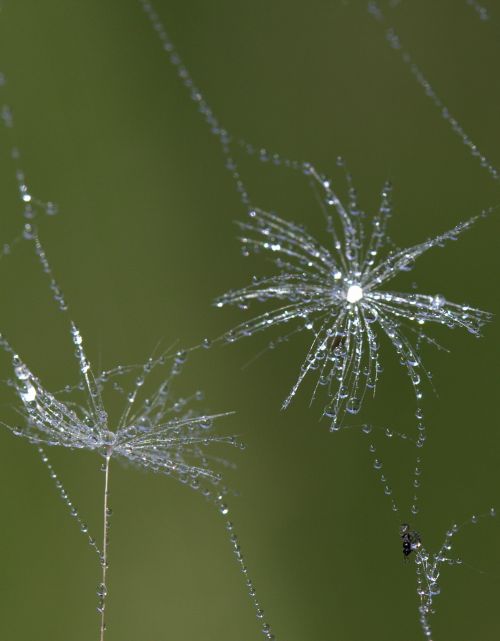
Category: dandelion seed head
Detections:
[
  {"x1": 5, "y1": 328, "x2": 238, "y2": 496},
  {"x1": 215, "y1": 172, "x2": 492, "y2": 429}
]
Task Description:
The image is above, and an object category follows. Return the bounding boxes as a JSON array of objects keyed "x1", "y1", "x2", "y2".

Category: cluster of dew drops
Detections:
[{"x1": 416, "y1": 507, "x2": 497, "y2": 639}]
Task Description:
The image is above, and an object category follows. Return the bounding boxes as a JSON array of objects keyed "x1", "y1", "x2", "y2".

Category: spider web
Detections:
[{"x1": 136, "y1": 2, "x2": 499, "y2": 639}]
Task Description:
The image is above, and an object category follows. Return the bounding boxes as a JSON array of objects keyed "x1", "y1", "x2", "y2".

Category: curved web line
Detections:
[{"x1": 369, "y1": 2, "x2": 499, "y2": 181}]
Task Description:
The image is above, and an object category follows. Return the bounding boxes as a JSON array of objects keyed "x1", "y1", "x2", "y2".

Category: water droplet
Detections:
[
  {"x1": 101, "y1": 431, "x2": 116, "y2": 447},
  {"x1": 71, "y1": 325, "x2": 83, "y2": 345},
  {"x1": 346, "y1": 396, "x2": 361, "y2": 414},
  {"x1": 346, "y1": 285, "x2": 363, "y2": 304},
  {"x1": 432, "y1": 294, "x2": 446, "y2": 309},
  {"x1": 14, "y1": 363, "x2": 29, "y2": 380},
  {"x1": 20, "y1": 383, "x2": 37, "y2": 403},
  {"x1": 45, "y1": 201, "x2": 58, "y2": 216}
]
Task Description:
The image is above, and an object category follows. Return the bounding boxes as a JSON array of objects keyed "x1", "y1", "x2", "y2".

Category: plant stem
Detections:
[{"x1": 99, "y1": 453, "x2": 111, "y2": 641}]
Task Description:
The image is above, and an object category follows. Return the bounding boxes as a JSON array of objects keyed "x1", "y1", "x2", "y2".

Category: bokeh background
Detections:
[{"x1": 0, "y1": 1, "x2": 498, "y2": 639}]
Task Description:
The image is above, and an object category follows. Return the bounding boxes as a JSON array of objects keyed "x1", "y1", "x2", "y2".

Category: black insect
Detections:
[
  {"x1": 400, "y1": 523, "x2": 421, "y2": 559},
  {"x1": 330, "y1": 334, "x2": 346, "y2": 350}
]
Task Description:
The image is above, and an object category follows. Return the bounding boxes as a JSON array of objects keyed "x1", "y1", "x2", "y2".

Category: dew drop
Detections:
[
  {"x1": 346, "y1": 285, "x2": 363, "y2": 304},
  {"x1": 14, "y1": 364, "x2": 29, "y2": 380},
  {"x1": 346, "y1": 396, "x2": 361, "y2": 414},
  {"x1": 432, "y1": 294, "x2": 446, "y2": 309},
  {"x1": 20, "y1": 383, "x2": 37, "y2": 403}
]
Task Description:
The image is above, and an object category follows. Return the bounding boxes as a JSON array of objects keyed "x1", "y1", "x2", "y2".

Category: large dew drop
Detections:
[{"x1": 346, "y1": 285, "x2": 363, "y2": 304}]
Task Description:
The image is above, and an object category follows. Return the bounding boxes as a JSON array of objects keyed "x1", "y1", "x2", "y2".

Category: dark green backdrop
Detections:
[{"x1": 0, "y1": 1, "x2": 498, "y2": 640}]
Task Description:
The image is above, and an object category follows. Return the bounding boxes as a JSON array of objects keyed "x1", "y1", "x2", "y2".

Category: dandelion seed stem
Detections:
[{"x1": 99, "y1": 453, "x2": 111, "y2": 641}]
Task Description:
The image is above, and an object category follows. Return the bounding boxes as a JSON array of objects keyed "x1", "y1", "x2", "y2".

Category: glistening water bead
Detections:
[{"x1": 346, "y1": 285, "x2": 363, "y2": 304}]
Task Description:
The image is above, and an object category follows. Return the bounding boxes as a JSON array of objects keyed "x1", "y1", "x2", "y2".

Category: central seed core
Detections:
[{"x1": 346, "y1": 285, "x2": 363, "y2": 304}]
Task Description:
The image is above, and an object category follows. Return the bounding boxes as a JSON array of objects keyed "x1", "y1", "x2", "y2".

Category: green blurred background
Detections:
[{"x1": 0, "y1": 1, "x2": 498, "y2": 639}]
